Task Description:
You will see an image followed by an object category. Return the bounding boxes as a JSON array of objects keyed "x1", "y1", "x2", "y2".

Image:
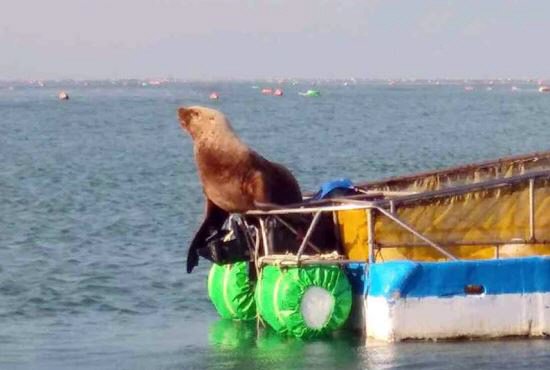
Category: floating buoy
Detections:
[
  {"x1": 539, "y1": 86, "x2": 550, "y2": 93},
  {"x1": 208, "y1": 262, "x2": 256, "y2": 321},
  {"x1": 209, "y1": 92, "x2": 220, "y2": 100},
  {"x1": 256, "y1": 265, "x2": 352, "y2": 338},
  {"x1": 58, "y1": 91, "x2": 69, "y2": 100},
  {"x1": 261, "y1": 88, "x2": 273, "y2": 95},
  {"x1": 299, "y1": 89, "x2": 321, "y2": 97},
  {"x1": 273, "y1": 88, "x2": 283, "y2": 96}
]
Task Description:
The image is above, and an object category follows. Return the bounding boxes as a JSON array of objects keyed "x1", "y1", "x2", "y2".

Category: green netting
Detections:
[
  {"x1": 256, "y1": 265, "x2": 352, "y2": 338},
  {"x1": 207, "y1": 262, "x2": 256, "y2": 320}
]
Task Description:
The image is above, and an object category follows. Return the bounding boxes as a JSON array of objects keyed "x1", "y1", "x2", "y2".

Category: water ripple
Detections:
[{"x1": 2, "y1": 82, "x2": 550, "y2": 368}]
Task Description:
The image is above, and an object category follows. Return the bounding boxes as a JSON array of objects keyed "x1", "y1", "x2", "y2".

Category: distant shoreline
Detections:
[{"x1": 1, "y1": 77, "x2": 549, "y2": 88}]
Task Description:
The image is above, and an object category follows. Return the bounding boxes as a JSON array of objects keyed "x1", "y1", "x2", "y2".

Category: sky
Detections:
[{"x1": 1, "y1": 0, "x2": 549, "y2": 80}]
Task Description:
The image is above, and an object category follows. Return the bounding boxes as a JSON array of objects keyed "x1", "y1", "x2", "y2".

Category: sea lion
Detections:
[{"x1": 178, "y1": 106, "x2": 302, "y2": 273}]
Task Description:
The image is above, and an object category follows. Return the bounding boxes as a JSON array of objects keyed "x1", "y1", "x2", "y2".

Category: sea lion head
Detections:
[{"x1": 178, "y1": 105, "x2": 234, "y2": 140}]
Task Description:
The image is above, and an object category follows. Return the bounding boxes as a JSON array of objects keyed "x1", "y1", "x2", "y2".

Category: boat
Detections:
[
  {"x1": 261, "y1": 88, "x2": 273, "y2": 95},
  {"x1": 205, "y1": 150, "x2": 550, "y2": 341},
  {"x1": 539, "y1": 86, "x2": 550, "y2": 93},
  {"x1": 273, "y1": 88, "x2": 283, "y2": 96},
  {"x1": 58, "y1": 91, "x2": 69, "y2": 100},
  {"x1": 209, "y1": 92, "x2": 219, "y2": 100},
  {"x1": 299, "y1": 89, "x2": 321, "y2": 97}
]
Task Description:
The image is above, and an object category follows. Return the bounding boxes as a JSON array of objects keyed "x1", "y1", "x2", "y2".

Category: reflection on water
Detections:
[
  {"x1": 207, "y1": 319, "x2": 363, "y2": 370},
  {"x1": 205, "y1": 320, "x2": 550, "y2": 370},
  {"x1": 208, "y1": 320, "x2": 257, "y2": 350}
]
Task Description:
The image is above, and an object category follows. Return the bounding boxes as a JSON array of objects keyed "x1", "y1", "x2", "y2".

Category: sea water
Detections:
[{"x1": 2, "y1": 81, "x2": 550, "y2": 369}]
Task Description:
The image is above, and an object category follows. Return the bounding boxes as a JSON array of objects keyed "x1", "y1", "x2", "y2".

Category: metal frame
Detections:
[
  {"x1": 273, "y1": 215, "x2": 321, "y2": 253},
  {"x1": 295, "y1": 211, "x2": 322, "y2": 261},
  {"x1": 259, "y1": 254, "x2": 357, "y2": 267},
  {"x1": 529, "y1": 178, "x2": 536, "y2": 241},
  {"x1": 246, "y1": 170, "x2": 550, "y2": 266}
]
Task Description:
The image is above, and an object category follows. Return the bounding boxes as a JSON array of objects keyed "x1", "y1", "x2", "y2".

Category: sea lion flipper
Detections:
[
  {"x1": 186, "y1": 231, "x2": 202, "y2": 273},
  {"x1": 186, "y1": 199, "x2": 229, "y2": 273}
]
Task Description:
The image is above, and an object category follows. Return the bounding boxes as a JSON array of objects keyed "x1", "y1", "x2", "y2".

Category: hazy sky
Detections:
[{"x1": 1, "y1": 0, "x2": 549, "y2": 80}]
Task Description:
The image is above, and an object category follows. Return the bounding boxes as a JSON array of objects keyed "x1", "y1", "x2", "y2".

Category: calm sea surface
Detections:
[{"x1": 2, "y1": 81, "x2": 550, "y2": 369}]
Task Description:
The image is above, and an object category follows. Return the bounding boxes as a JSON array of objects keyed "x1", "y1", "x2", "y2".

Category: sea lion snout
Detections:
[{"x1": 178, "y1": 107, "x2": 200, "y2": 132}]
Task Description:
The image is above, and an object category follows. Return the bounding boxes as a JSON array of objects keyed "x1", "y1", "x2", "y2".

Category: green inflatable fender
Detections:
[
  {"x1": 256, "y1": 265, "x2": 352, "y2": 338},
  {"x1": 208, "y1": 262, "x2": 256, "y2": 321}
]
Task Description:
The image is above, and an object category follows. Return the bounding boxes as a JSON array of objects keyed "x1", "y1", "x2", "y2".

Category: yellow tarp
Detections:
[{"x1": 338, "y1": 178, "x2": 550, "y2": 261}]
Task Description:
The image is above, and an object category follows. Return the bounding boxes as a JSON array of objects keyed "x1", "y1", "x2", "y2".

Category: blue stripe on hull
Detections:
[
  {"x1": 344, "y1": 263, "x2": 367, "y2": 295},
  {"x1": 345, "y1": 257, "x2": 550, "y2": 299},
  {"x1": 369, "y1": 257, "x2": 550, "y2": 298}
]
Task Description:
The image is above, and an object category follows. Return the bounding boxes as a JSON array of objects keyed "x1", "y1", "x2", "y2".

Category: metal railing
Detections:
[{"x1": 246, "y1": 170, "x2": 550, "y2": 266}]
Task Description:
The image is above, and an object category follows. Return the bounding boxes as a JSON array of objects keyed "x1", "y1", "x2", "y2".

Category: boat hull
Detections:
[{"x1": 346, "y1": 258, "x2": 550, "y2": 341}]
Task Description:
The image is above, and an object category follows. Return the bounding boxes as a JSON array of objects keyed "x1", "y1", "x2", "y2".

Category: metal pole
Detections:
[
  {"x1": 273, "y1": 215, "x2": 321, "y2": 253},
  {"x1": 246, "y1": 203, "x2": 371, "y2": 215},
  {"x1": 367, "y1": 208, "x2": 375, "y2": 264},
  {"x1": 370, "y1": 239, "x2": 550, "y2": 248},
  {"x1": 529, "y1": 178, "x2": 535, "y2": 241},
  {"x1": 259, "y1": 218, "x2": 270, "y2": 256},
  {"x1": 332, "y1": 211, "x2": 342, "y2": 252},
  {"x1": 375, "y1": 206, "x2": 458, "y2": 261},
  {"x1": 296, "y1": 211, "x2": 322, "y2": 261},
  {"x1": 260, "y1": 255, "x2": 353, "y2": 266}
]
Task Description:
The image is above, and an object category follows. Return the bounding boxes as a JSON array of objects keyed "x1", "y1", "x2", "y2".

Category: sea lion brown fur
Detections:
[{"x1": 178, "y1": 106, "x2": 302, "y2": 272}]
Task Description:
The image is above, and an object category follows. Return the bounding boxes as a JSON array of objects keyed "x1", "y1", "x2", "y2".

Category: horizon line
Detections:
[{"x1": 1, "y1": 77, "x2": 550, "y2": 84}]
